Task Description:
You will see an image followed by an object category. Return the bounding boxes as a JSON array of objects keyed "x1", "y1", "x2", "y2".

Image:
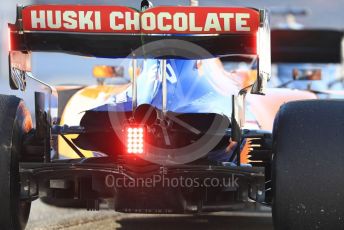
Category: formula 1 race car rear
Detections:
[{"x1": 1, "y1": 2, "x2": 343, "y2": 230}]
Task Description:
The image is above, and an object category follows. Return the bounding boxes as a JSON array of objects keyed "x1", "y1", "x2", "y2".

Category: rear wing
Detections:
[
  {"x1": 271, "y1": 29, "x2": 344, "y2": 63},
  {"x1": 10, "y1": 5, "x2": 262, "y2": 58},
  {"x1": 8, "y1": 4, "x2": 271, "y2": 94}
]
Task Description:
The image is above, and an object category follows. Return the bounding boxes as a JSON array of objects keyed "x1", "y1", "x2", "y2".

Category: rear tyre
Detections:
[
  {"x1": 0, "y1": 95, "x2": 33, "y2": 230},
  {"x1": 272, "y1": 100, "x2": 344, "y2": 230}
]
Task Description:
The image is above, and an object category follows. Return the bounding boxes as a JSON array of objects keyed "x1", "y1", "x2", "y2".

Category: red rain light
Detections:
[{"x1": 126, "y1": 127, "x2": 144, "y2": 154}]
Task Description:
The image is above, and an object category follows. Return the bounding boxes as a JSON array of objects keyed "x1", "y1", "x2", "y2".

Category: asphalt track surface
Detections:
[{"x1": 26, "y1": 200, "x2": 273, "y2": 230}]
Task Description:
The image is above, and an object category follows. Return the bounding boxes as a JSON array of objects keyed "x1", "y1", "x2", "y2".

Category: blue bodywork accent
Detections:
[{"x1": 94, "y1": 58, "x2": 240, "y2": 118}]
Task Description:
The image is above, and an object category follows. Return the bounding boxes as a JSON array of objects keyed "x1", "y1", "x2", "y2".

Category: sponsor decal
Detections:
[{"x1": 22, "y1": 5, "x2": 259, "y2": 34}]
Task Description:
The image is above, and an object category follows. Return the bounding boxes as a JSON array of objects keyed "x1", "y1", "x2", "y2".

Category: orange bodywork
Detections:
[
  {"x1": 246, "y1": 88, "x2": 318, "y2": 131},
  {"x1": 58, "y1": 84, "x2": 130, "y2": 159},
  {"x1": 240, "y1": 88, "x2": 317, "y2": 164}
]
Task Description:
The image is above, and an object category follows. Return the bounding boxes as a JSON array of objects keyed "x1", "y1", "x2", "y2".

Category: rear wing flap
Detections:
[
  {"x1": 9, "y1": 30, "x2": 257, "y2": 59},
  {"x1": 271, "y1": 29, "x2": 344, "y2": 63}
]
